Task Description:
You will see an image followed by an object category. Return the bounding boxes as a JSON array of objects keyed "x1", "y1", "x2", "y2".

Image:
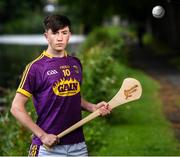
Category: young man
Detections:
[{"x1": 10, "y1": 14, "x2": 111, "y2": 156}]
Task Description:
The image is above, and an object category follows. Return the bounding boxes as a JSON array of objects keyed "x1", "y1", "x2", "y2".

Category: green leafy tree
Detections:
[{"x1": 0, "y1": 0, "x2": 44, "y2": 33}]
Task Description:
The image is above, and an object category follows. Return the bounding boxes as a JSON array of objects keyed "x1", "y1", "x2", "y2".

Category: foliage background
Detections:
[
  {"x1": 1, "y1": 26, "x2": 180, "y2": 156},
  {"x1": 1, "y1": 0, "x2": 180, "y2": 155}
]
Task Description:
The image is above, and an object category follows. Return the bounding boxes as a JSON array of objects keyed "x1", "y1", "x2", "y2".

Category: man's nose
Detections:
[{"x1": 57, "y1": 34, "x2": 63, "y2": 40}]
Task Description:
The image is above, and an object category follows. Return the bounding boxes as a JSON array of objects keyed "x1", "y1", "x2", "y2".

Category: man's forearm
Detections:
[
  {"x1": 10, "y1": 105, "x2": 46, "y2": 138},
  {"x1": 10, "y1": 93, "x2": 46, "y2": 139},
  {"x1": 81, "y1": 98, "x2": 96, "y2": 112}
]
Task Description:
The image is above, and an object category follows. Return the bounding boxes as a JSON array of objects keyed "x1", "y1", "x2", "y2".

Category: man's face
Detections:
[{"x1": 44, "y1": 26, "x2": 71, "y2": 52}]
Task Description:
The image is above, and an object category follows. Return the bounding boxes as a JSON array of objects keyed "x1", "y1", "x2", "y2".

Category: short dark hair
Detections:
[{"x1": 43, "y1": 14, "x2": 71, "y2": 32}]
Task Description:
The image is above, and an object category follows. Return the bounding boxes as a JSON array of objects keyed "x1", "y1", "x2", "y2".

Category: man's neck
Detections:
[{"x1": 46, "y1": 48, "x2": 66, "y2": 58}]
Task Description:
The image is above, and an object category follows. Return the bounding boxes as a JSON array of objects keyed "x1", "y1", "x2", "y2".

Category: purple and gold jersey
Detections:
[{"x1": 17, "y1": 51, "x2": 85, "y2": 145}]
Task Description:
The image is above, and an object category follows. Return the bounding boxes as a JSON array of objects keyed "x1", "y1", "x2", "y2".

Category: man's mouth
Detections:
[{"x1": 56, "y1": 43, "x2": 63, "y2": 47}]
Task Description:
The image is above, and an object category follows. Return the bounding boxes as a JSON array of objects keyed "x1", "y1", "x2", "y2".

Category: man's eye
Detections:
[{"x1": 63, "y1": 32, "x2": 68, "y2": 35}]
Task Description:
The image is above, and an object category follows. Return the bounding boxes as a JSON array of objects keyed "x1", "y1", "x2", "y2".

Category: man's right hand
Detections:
[{"x1": 40, "y1": 133, "x2": 59, "y2": 147}]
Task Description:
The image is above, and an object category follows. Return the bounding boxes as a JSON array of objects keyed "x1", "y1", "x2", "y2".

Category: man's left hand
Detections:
[{"x1": 94, "y1": 101, "x2": 111, "y2": 116}]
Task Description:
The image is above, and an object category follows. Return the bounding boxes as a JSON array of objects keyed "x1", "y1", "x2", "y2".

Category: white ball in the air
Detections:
[{"x1": 152, "y1": 5, "x2": 165, "y2": 18}]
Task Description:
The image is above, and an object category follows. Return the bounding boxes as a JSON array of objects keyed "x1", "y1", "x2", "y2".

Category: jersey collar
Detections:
[{"x1": 42, "y1": 50, "x2": 67, "y2": 58}]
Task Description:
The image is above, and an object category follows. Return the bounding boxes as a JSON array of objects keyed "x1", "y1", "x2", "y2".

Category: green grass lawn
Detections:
[{"x1": 87, "y1": 74, "x2": 180, "y2": 156}]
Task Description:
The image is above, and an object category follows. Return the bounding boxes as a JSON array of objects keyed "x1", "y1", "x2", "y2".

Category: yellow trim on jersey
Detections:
[
  {"x1": 18, "y1": 64, "x2": 30, "y2": 88},
  {"x1": 18, "y1": 54, "x2": 44, "y2": 89},
  {"x1": 17, "y1": 88, "x2": 32, "y2": 97},
  {"x1": 28, "y1": 144, "x2": 39, "y2": 157},
  {"x1": 42, "y1": 50, "x2": 53, "y2": 58},
  {"x1": 43, "y1": 50, "x2": 68, "y2": 58},
  {"x1": 64, "y1": 51, "x2": 68, "y2": 57}
]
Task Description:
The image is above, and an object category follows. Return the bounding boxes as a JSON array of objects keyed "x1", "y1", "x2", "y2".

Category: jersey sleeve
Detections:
[
  {"x1": 17, "y1": 63, "x2": 37, "y2": 97},
  {"x1": 74, "y1": 57, "x2": 83, "y2": 84}
]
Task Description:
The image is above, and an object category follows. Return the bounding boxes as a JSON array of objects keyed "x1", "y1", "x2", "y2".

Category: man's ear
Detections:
[{"x1": 44, "y1": 32, "x2": 48, "y2": 39}]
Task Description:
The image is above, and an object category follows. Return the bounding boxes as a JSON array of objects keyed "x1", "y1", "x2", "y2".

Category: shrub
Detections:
[
  {"x1": 0, "y1": 90, "x2": 36, "y2": 156},
  {"x1": 80, "y1": 26, "x2": 136, "y2": 65}
]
